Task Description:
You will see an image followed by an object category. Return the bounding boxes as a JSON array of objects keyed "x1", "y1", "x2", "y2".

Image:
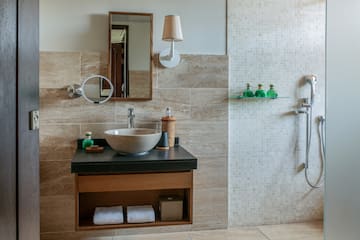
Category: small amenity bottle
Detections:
[
  {"x1": 161, "y1": 107, "x2": 176, "y2": 147},
  {"x1": 242, "y1": 83, "x2": 254, "y2": 97},
  {"x1": 82, "y1": 131, "x2": 94, "y2": 149},
  {"x1": 254, "y1": 84, "x2": 266, "y2": 97},
  {"x1": 266, "y1": 84, "x2": 278, "y2": 99}
]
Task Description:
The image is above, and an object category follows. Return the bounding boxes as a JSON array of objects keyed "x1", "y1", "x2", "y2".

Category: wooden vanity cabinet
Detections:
[{"x1": 75, "y1": 171, "x2": 193, "y2": 230}]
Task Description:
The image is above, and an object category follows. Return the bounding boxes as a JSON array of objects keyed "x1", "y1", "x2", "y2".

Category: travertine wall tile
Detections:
[
  {"x1": 192, "y1": 187, "x2": 228, "y2": 230},
  {"x1": 191, "y1": 104, "x2": 227, "y2": 122},
  {"x1": 81, "y1": 52, "x2": 108, "y2": 80},
  {"x1": 157, "y1": 55, "x2": 228, "y2": 89},
  {"x1": 39, "y1": 124, "x2": 80, "y2": 149},
  {"x1": 39, "y1": 124, "x2": 80, "y2": 161},
  {"x1": 190, "y1": 88, "x2": 228, "y2": 106},
  {"x1": 190, "y1": 88, "x2": 228, "y2": 122},
  {"x1": 114, "y1": 89, "x2": 192, "y2": 122},
  {"x1": 40, "y1": 89, "x2": 116, "y2": 124},
  {"x1": 40, "y1": 151, "x2": 76, "y2": 163},
  {"x1": 40, "y1": 161, "x2": 74, "y2": 196},
  {"x1": 40, "y1": 195, "x2": 75, "y2": 233},
  {"x1": 194, "y1": 156, "x2": 227, "y2": 189},
  {"x1": 39, "y1": 52, "x2": 229, "y2": 238},
  {"x1": 176, "y1": 122, "x2": 228, "y2": 158},
  {"x1": 40, "y1": 52, "x2": 81, "y2": 89}
]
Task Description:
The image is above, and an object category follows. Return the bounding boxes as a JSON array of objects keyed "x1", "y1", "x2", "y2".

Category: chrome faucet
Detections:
[{"x1": 128, "y1": 108, "x2": 135, "y2": 128}]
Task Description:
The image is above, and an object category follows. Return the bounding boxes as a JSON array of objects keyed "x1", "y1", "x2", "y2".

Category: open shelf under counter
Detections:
[
  {"x1": 71, "y1": 141, "x2": 197, "y2": 231},
  {"x1": 78, "y1": 218, "x2": 191, "y2": 231},
  {"x1": 75, "y1": 172, "x2": 194, "y2": 231}
]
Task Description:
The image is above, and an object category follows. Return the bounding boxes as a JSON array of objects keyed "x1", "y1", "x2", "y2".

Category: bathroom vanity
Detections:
[{"x1": 71, "y1": 140, "x2": 197, "y2": 231}]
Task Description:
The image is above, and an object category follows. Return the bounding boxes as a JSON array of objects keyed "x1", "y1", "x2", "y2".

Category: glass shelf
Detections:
[{"x1": 229, "y1": 96, "x2": 289, "y2": 100}]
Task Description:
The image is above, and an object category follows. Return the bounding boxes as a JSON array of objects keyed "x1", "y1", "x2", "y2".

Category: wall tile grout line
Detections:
[{"x1": 256, "y1": 227, "x2": 272, "y2": 240}]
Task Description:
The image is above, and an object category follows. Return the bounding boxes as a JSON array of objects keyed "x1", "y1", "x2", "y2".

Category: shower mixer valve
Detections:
[
  {"x1": 294, "y1": 98, "x2": 311, "y2": 115},
  {"x1": 301, "y1": 98, "x2": 312, "y2": 108}
]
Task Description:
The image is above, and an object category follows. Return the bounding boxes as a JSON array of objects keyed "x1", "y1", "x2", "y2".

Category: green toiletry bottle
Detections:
[
  {"x1": 267, "y1": 84, "x2": 278, "y2": 99},
  {"x1": 254, "y1": 84, "x2": 266, "y2": 97},
  {"x1": 242, "y1": 83, "x2": 254, "y2": 97},
  {"x1": 82, "y1": 131, "x2": 94, "y2": 149}
]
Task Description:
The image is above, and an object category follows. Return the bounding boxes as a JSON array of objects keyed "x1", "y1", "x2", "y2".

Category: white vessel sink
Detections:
[{"x1": 104, "y1": 128, "x2": 161, "y2": 155}]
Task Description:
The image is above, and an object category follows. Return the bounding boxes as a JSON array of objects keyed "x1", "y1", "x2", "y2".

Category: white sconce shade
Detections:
[{"x1": 159, "y1": 15, "x2": 183, "y2": 68}]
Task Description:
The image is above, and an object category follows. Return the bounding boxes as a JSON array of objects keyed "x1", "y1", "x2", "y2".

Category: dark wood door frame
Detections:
[
  {"x1": 17, "y1": 0, "x2": 40, "y2": 239},
  {"x1": 0, "y1": 0, "x2": 39, "y2": 239},
  {"x1": 0, "y1": 0, "x2": 18, "y2": 238}
]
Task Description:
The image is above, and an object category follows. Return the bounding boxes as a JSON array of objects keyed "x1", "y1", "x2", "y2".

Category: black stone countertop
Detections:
[{"x1": 71, "y1": 139, "x2": 197, "y2": 174}]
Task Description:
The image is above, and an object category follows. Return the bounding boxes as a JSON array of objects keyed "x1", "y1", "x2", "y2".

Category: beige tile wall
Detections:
[{"x1": 39, "y1": 52, "x2": 228, "y2": 239}]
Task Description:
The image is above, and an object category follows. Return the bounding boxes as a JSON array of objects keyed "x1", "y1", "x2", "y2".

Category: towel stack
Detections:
[
  {"x1": 93, "y1": 206, "x2": 124, "y2": 225},
  {"x1": 92, "y1": 205, "x2": 155, "y2": 225},
  {"x1": 127, "y1": 205, "x2": 155, "y2": 223}
]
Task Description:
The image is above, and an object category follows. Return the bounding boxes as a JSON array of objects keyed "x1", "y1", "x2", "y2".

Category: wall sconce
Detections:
[{"x1": 159, "y1": 15, "x2": 183, "y2": 68}]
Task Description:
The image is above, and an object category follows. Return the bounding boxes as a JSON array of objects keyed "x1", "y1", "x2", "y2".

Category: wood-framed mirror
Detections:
[{"x1": 108, "y1": 12, "x2": 153, "y2": 101}]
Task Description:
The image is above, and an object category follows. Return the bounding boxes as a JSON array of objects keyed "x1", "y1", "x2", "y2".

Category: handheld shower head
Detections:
[{"x1": 304, "y1": 75, "x2": 317, "y2": 104}]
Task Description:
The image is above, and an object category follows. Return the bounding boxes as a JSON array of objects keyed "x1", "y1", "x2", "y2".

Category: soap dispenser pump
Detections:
[{"x1": 161, "y1": 107, "x2": 176, "y2": 147}]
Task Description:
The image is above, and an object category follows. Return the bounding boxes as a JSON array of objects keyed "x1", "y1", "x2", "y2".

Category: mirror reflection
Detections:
[
  {"x1": 82, "y1": 75, "x2": 114, "y2": 104},
  {"x1": 109, "y1": 12, "x2": 153, "y2": 100}
]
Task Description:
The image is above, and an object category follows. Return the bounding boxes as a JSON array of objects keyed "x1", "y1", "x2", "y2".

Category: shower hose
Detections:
[{"x1": 304, "y1": 109, "x2": 326, "y2": 189}]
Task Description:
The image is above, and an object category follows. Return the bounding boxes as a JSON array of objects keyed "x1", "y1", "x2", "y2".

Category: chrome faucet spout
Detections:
[{"x1": 128, "y1": 108, "x2": 135, "y2": 128}]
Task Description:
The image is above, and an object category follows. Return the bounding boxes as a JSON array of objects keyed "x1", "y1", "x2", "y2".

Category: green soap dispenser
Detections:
[
  {"x1": 82, "y1": 131, "x2": 94, "y2": 149},
  {"x1": 254, "y1": 84, "x2": 266, "y2": 97},
  {"x1": 267, "y1": 84, "x2": 278, "y2": 99},
  {"x1": 242, "y1": 83, "x2": 254, "y2": 97}
]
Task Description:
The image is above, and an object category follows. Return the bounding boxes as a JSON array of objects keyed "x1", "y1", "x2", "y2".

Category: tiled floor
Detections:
[{"x1": 111, "y1": 221, "x2": 323, "y2": 240}]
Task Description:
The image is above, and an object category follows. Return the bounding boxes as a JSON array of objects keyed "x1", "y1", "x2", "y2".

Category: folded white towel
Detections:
[
  {"x1": 127, "y1": 205, "x2": 155, "y2": 223},
  {"x1": 93, "y1": 206, "x2": 124, "y2": 225}
]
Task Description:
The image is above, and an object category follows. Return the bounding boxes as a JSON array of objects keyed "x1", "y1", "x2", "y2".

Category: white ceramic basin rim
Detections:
[
  {"x1": 105, "y1": 128, "x2": 158, "y2": 136},
  {"x1": 104, "y1": 128, "x2": 161, "y2": 155}
]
